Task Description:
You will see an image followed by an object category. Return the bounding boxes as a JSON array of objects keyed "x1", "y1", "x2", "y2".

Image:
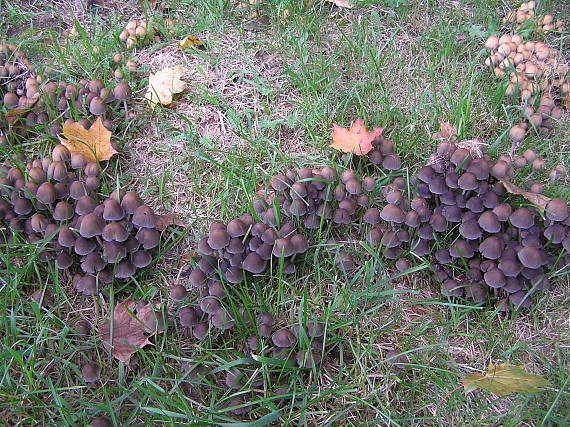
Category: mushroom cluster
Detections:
[
  {"x1": 485, "y1": 34, "x2": 570, "y2": 130},
  {"x1": 408, "y1": 142, "x2": 569, "y2": 310},
  {"x1": 0, "y1": 144, "x2": 160, "y2": 295},
  {"x1": 174, "y1": 303, "x2": 328, "y2": 413},
  {"x1": 2, "y1": 73, "x2": 132, "y2": 137},
  {"x1": 0, "y1": 43, "x2": 36, "y2": 96},
  {"x1": 119, "y1": 19, "x2": 157, "y2": 50},
  {"x1": 502, "y1": 1, "x2": 565, "y2": 32},
  {"x1": 484, "y1": 33, "x2": 569, "y2": 141}
]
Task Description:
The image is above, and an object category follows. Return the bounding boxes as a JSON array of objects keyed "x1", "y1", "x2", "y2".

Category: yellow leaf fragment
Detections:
[
  {"x1": 144, "y1": 65, "x2": 187, "y2": 108},
  {"x1": 462, "y1": 362, "x2": 551, "y2": 396},
  {"x1": 59, "y1": 117, "x2": 117, "y2": 163},
  {"x1": 179, "y1": 35, "x2": 205, "y2": 49},
  {"x1": 326, "y1": 0, "x2": 354, "y2": 8}
]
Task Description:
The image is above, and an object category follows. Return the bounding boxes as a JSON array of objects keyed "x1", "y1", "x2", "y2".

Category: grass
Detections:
[{"x1": 1, "y1": 0, "x2": 569, "y2": 425}]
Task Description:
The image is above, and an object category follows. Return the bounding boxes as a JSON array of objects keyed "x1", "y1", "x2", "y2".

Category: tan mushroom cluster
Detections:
[
  {"x1": 484, "y1": 33, "x2": 569, "y2": 141},
  {"x1": 0, "y1": 43, "x2": 36, "y2": 95},
  {"x1": 119, "y1": 19, "x2": 157, "y2": 50},
  {"x1": 502, "y1": 1, "x2": 565, "y2": 33},
  {"x1": 0, "y1": 145, "x2": 160, "y2": 295}
]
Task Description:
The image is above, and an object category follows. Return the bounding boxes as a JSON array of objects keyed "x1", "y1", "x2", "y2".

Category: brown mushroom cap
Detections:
[
  {"x1": 449, "y1": 239, "x2": 474, "y2": 259},
  {"x1": 517, "y1": 246, "x2": 546, "y2": 269},
  {"x1": 121, "y1": 192, "x2": 144, "y2": 214},
  {"x1": 102, "y1": 222, "x2": 129, "y2": 242},
  {"x1": 81, "y1": 252, "x2": 106, "y2": 274},
  {"x1": 51, "y1": 201, "x2": 73, "y2": 222},
  {"x1": 75, "y1": 274, "x2": 97, "y2": 295},
  {"x1": 113, "y1": 81, "x2": 132, "y2": 100},
  {"x1": 478, "y1": 211, "x2": 501, "y2": 233},
  {"x1": 170, "y1": 284, "x2": 188, "y2": 301},
  {"x1": 103, "y1": 199, "x2": 125, "y2": 221},
  {"x1": 74, "y1": 237, "x2": 97, "y2": 256},
  {"x1": 76, "y1": 196, "x2": 98, "y2": 215},
  {"x1": 227, "y1": 218, "x2": 247, "y2": 237},
  {"x1": 442, "y1": 279, "x2": 463, "y2": 297},
  {"x1": 115, "y1": 260, "x2": 136, "y2": 279},
  {"x1": 457, "y1": 172, "x2": 478, "y2": 190},
  {"x1": 81, "y1": 362, "x2": 101, "y2": 383},
  {"x1": 243, "y1": 252, "x2": 266, "y2": 273},
  {"x1": 380, "y1": 204, "x2": 405, "y2": 223},
  {"x1": 79, "y1": 213, "x2": 105, "y2": 238},
  {"x1": 545, "y1": 199, "x2": 568, "y2": 222},
  {"x1": 484, "y1": 268, "x2": 505, "y2": 288},
  {"x1": 382, "y1": 154, "x2": 401, "y2": 171},
  {"x1": 132, "y1": 205, "x2": 157, "y2": 228},
  {"x1": 135, "y1": 227, "x2": 160, "y2": 249},
  {"x1": 509, "y1": 207, "x2": 534, "y2": 229},
  {"x1": 207, "y1": 227, "x2": 230, "y2": 250},
  {"x1": 178, "y1": 306, "x2": 199, "y2": 327},
  {"x1": 36, "y1": 182, "x2": 56, "y2": 204},
  {"x1": 272, "y1": 327, "x2": 296, "y2": 348}
]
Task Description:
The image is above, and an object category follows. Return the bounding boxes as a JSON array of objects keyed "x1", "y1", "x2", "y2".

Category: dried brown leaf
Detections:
[
  {"x1": 500, "y1": 180, "x2": 551, "y2": 210},
  {"x1": 330, "y1": 119, "x2": 384, "y2": 156},
  {"x1": 155, "y1": 213, "x2": 186, "y2": 232},
  {"x1": 99, "y1": 296, "x2": 153, "y2": 365},
  {"x1": 59, "y1": 117, "x2": 117, "y2": 163},
  {"x1": 432, "y1": 122, "x2": 457, "y2": 142}
]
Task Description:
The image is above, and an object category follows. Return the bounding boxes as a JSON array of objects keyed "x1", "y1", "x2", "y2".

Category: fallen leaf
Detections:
[
  {"x1": 59, "y1": 117, "x2": 117, "y2": 163},
  {"x1": 179, "y1": 35, "x2": 205, "y2": 49},
  {"x1": 99, "y1": 296, "x2": 154, "y2": 365},
  {"x1": 155, "y1": 213, "x2": 186, "y2": 232},
  {"x1": 432, "y1": 122, "x2": 457, "y2": 142},
  {"x1": 462, "y1": 362, "x2": 551, "y2": 396},
  {"x1": 144, "y1": 65, "x2": 187, "y2": 108},
  {"x1": 500, "y1": 180, "x2": 551, "y2": 210},
  {"x1": 326, "y1": 0, "x2": 354, "y2": 8},
  {"x1": 330, "y1": 119, "x2": 384, "y2": 156}
]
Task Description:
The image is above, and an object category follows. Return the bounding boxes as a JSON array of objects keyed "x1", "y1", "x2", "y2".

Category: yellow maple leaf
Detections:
[
  {"x1": 462, "y1": 362, "x2": 551, "y2": 396},
  {"x1": 179, "y1": 35, "x2": 205, "y2": 49},
  {"x1": 144, "y1": 65, "x2": 187, "y2": 108},
  {"x1": 59, "y1": 117, "x2": 117, "y2": 163}
]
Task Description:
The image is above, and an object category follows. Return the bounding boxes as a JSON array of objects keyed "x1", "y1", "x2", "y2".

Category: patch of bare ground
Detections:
[{"x1": 126, "y1": 31, "x2": 304, "y2": 217}]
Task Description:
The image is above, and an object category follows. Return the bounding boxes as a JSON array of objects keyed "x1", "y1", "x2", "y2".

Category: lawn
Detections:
[{"x1": 0, "y1": 0, "x2": 569, "y2": 425}]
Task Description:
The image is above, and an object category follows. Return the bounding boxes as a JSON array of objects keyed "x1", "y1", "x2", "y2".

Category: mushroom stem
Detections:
[{"x1": 123, "y1": 99, "x2": 128, "y2": 118}]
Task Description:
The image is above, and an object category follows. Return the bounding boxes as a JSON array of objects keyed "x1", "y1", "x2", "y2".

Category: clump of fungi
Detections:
[
  {"x1": 1, "y1": 46, "x2": 133, "y2": 138},
  {"x1": 483, "y1": 32, "x2": 569, "y2": 142},
  {"x1": 502, "y1": 1, "x2": 565, "y2": 33},
  {"x1": 119, "y1": 19, "x2": 157, "y2": 50},
  {"x1": 0, "y1": 144, "x2": 160, "y2": 295}
]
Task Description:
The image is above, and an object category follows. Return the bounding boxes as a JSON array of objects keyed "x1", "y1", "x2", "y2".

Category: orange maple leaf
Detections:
[{"x1": 330, "y1": 119, "x2": 384, "y2": 156}]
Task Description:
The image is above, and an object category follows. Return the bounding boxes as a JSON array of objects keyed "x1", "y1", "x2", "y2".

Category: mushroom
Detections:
[
  {"x1": 170, "y1": 284, "x2": 188, "y2": 301},
  {"x1": 272, "y1": 327, "x2": 296, "y2": 348},
  {"x1": 81, "y1": 362, "x2": 101, "y2": 383},
  {"x1": 131, "y1": 205, "x2": 157, "y2": 228}
]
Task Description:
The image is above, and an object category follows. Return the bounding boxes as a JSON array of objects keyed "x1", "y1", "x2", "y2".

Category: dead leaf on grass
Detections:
[
  {"x1": 500, "y1": 180, "x2": 551, "y2": 210},
  {"x1": 432, "y1": 121, "x2": 457, "y2": 142},
  {"x1": 330, "y1": 119, "x2": 384, "y2": 155},
  {"x1": 59, "y1": 117, "x2": 117, "y2": 163},
  {"x1": 179, "y1": 35, "x2": 205, "y2": 49},
  {"x1": 99, "y1": 296, "x2": 155, "y2": 365},
  {"x1": 144, "y1": 65, "x2": 187, "y2": 109},
  {"x1": 326, "y1": 0, "x2": 354, "y2": 8},
  {"x1": 462, "y1": 362, "x2": 551, "y2": 396},
  {"x1": 155, "y1": 213, "x2": 186, "y2": 232}
]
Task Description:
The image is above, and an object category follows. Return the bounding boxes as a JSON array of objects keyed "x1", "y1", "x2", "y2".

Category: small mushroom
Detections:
[{"x1": 81, "y1": 362, "x2": 101, "y2": 383}]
